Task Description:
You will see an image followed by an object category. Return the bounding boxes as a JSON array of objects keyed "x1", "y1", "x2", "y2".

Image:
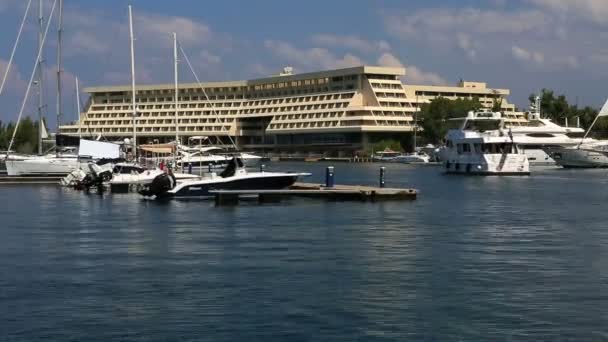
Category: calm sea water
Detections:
[{"x1": 1, "y1": 162, "x2": 608, "y2": 341}]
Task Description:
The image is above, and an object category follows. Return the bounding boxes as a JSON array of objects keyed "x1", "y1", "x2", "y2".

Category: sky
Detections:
[{"x1": 1, "y1": 0, "x2": 608, "y2": 129}]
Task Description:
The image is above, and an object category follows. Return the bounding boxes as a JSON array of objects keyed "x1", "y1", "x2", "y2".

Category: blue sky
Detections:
[{"x1": 2, "y1": 0, "x2": 608, "y2": 129}]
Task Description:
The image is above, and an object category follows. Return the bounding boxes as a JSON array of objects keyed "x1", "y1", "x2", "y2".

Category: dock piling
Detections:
[
  {"x1": 325, "y1": 166, "x2": 335, "y2": 188},
  {"x1": 379, "y1": 166, "x2": 386, "y2": 188}
]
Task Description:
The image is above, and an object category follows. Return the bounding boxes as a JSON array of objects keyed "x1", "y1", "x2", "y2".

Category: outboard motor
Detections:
[{"x1": 138, "y1": 172, "x2": 177, "y2": 198}]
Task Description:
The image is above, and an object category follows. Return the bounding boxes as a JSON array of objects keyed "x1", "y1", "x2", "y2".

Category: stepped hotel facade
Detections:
[{"x1": 59, "y1": 66, "x2": 520, "y2": 155}]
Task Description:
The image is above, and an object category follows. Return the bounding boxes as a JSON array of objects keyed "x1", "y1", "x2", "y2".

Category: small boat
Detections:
[
  {"x1": 372, "y1": 149, "x2": 430, "y2": 164},
  {"x1": 372, "y1": 149, "x2": 401, "y2": 162},
  {"x1": 107, "y1": 163, "x2": 199, "y2": 193},
  {"x1": 139, "y1": 157, "x2": 310, "y2": 199},
  {"x1": 393, "y1": 152, "x2": 431, "y2": 164}
]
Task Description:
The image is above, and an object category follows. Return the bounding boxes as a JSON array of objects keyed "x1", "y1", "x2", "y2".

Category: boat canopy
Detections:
[
  {"x1": 79, "y1": 139, "x2": 121, "y2": 159},
  {"x1": 139, "y1": 144, "x2": 175, "y2": 154}
]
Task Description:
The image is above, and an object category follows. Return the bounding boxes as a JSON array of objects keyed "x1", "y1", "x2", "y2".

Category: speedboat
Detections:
[
  {"x1": 442, "y1": 111, "x2": 530, "y2": 175},
  {"x1": 139, "y1": 157, "x2": 310, "y2": 199},
  {"x1": 393, "y1": 152, "x2": 431, "y2": 164}
]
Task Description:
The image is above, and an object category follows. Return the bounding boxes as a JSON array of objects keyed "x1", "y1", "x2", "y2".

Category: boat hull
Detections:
[
  {"x1": 444, "y1": 154, "x2": 530, "y2": 175},
  {"x1": 5, "y1": 157, "x2": 81, "y2": 176},
  {"x1": 550, "y1": 147, "x2": 608, "y2": 168},
  {"x1": 166, "y1": 174, "x2": 300, "y2": 198}
]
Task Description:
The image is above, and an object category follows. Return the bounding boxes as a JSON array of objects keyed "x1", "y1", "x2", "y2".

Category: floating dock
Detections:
[
  {"x1": 211, "y1": 182, "x2": 417, "y2": 205},
  {"x1": 0, "y1": 176, "x2": 61, "y2": 184}
]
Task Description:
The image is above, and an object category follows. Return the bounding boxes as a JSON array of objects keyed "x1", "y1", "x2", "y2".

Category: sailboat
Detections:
[
  {"x1": 102, "y1": 12, "x2": 199, "y2": 192},
  {"x1": 545, "y1": 98, "x2": 608, "y2": 168},
  {"x1": 4, "y1": 0, "x2": 84, "y2": 176}
]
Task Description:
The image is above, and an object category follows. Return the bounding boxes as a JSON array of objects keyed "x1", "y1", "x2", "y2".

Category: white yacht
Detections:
[
  {"x1": 505, "y1": 96, "x2": 585, "y2": 165},
  {"x1": 442, "y1": 111, "x2": 530, "y2": 175},
  {"x1": 544, "y1": 98, "x2": 608, "y2": 168}
]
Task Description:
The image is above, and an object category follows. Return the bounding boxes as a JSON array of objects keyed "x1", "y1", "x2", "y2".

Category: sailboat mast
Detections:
[
  {"x1": 173, "y1": 32, "x2": 179, "y2": 146},
  {"x1": 37, "y1": 0, "x2": 44, "y2": 155},
  {"x1": 55, "y1": 0, "x2": 63, "y2": 157},
  {"x1": 414, "y1": 94, "x2": 418, "y2": 151},
  {"x1": 128, "y1": 5, "x2": 137, "y2": 160},
  {"x1": 75, "y1": 77, "x2": 81, "y2": 138}
]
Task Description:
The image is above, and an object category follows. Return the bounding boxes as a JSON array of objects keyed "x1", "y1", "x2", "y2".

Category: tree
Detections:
[{"x1": 419, "y1": 97, "x2": 482, "y2": 144}]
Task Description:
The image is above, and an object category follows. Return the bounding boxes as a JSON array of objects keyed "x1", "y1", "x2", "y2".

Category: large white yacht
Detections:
[
  {"x1": 506, "y1": 96, "x2": 585, "y2": 165},
  {"x1": 442, "y1": 111, "x2": 530, "y2": 175}
]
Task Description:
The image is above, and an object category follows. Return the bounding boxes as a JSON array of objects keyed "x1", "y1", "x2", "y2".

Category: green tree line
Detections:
[{"x1": 0, "y1": 117, "x2": 42, "y2": 153}]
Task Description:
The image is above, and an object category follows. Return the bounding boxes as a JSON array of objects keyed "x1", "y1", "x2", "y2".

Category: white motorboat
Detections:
[
  {"x1": 442, "y1": 111, "x2": 530, "y2": 175},
  {"x1": 177, "y1": 145, "x2": 262, "y2": 170},
  {"x1": 543, "y1": 98, "x2": 608, "y2": 168},
  {"x1": 139, "y1": 157, "x2": 310, "y2": 199},
  {"x1": 107, "y1": 163, "x2": 199, "y2": 192},
  {"x1": 548, "y1": 142, "x2": 608, "y2": 168},
  {"x1": 372, "y1": 149, "x2": 402, "y2": 162},
  {"x1": 394, "y1": 152, "x2": 431, "y2": 164}
]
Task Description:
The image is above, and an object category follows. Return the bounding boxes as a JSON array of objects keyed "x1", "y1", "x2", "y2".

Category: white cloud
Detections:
[
  {"x1": 199, "y1": 50, "x2": 221, "y2": 66},
  {"x1": 527, "y1": 0, "x2": 608, "y2": 25},
  {"x1": 264, "y1": 40, "x2": 364, "y2": 70},
  {"x1": 311, "y1": 34, "x2": 391, "y2": 53},
  {"x1": 0, "y1": 59, "x2": 27, "y2": 95},
  {"x1": 377, "y1": 53, "x2": 447, "y2": 85},
  {"x1": 386, "y1": 8, "x2": 547, "y2": 38}
]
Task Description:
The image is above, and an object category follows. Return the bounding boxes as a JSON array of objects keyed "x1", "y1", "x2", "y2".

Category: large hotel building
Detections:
[{"x1": 59, "y1": 65, "x2": 521, "y2": 154}]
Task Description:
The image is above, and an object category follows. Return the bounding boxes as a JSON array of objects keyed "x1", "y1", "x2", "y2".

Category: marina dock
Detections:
[{"x1": 211, "y1": 182, "x2": 417, "y2": 205}]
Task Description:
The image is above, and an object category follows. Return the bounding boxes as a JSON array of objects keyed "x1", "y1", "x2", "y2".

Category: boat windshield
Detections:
[
  {"x1": 481, "y1": 143, "x2": 516, "y2": 154},
  {"x1": 463, "y1": 119, "x2": 502, "y2": 132}
]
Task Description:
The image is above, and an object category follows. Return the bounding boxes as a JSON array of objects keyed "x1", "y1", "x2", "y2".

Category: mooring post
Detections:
[
  {"x1": 325, "y1": 166, "x2": 335, "y2": 188},
  {"x1": 379, "y1": 166, "x2": 386, "y2": 188},
  {"x1": 260, "y1": 164, "x2": 265, "y2": 172},
  {"x1": 208, "y1": 163, "x2": 212, "y2": 173}
]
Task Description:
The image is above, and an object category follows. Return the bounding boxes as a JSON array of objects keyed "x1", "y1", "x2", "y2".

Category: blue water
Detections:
[{"x1": 1, "y1": 163, "x2": 608, "y2": 341}]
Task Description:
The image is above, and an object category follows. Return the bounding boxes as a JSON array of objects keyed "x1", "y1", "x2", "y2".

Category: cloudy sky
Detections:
[{"x1": 1, "y1": 0, "x2": 607, "y2": 128}]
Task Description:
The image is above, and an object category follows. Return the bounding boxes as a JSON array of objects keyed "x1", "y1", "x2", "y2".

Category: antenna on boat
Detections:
[
  {"x1": 128, "y1": 5, "x2": 138, "y2": 161},
  {"x1": 173, "y1": 32, "x2": 179, "y2": 160},
  {"x1": 75, "y1": 77, "x2": 81, "y2": 138}
]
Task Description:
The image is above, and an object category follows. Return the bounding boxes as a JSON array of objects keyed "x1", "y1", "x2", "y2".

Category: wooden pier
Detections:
[{"x1": 211, "y1": 182, "x2": 417, "y2": 205}]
